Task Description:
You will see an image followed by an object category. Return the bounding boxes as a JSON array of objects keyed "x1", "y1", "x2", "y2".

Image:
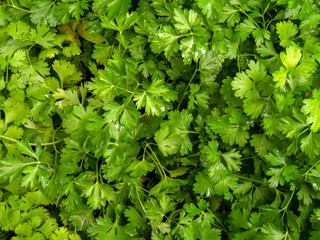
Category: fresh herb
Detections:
[{"x1": 0, "y1": 0, "x2": 320, "y2": 239}]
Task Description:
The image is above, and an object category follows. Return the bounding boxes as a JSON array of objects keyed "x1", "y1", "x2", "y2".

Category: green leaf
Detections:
[
  {"x1": 17, "y1": 141, "x2": 39, "y2": 160},
  {"x1": 52, "y1": 60, "x2": 82, "y2": 88},
  {"x1": 280, "y1": 46, "x2": 302, "y2": 70},
  {"x1": 0, "y1": 157, "x2": 28, "y2": 183},
  {"x1": 29, "y1": 25, "x2": 56, "y2": 48},
  {"x1": 126, "y1": 159, "x2": 155, "y2": 177},
  {"x1": 150, "y1": 25, "x2": 180, "y2": 58},
  {"x1": 250, "y1": 134, "x2": 271, "y2": 157},
  {"x1": 261, "y1": 223, "x2": 285, "y2": 239},
  {"x1": 93, "y1": 0, "x2": 131, "y2": 18},
  {"x1": 124, "y1": 206, "x2": 148, "y2": 230},
  {"x1": 53, "y1": 88, "x2": 80, "y2": 108},
  {"x1": 276, "y1": 21, "x2": 298, "y2": 47},
  {"x1": 300, "y1": 132, "x2": 320, "y2": 159},
  {"x1": 82, "y1": 182, "x2": 115, "y2": 209},
  {"x1": 3, "y1": 99, "x2": 29, "y2": 127},
  {"x1": 88, "y1": 215, "x2": 136, "y2": 240},
  {"x1": 155, "y1": 126, "x2": 180, "y2": 156},
  {"x1": 265, "y1": 149, "x2": 286, "y2": 166},
  {"x1": 30, "y1": 0, "x2": 58, "y2": 27},
  {"x1": 7, "y1": 21, "x2": 30, "y2": 40},
  {"x1": 272, "y1": 67, "x2": 287, "y2": 88},
  {"x1": 9, "y1": 50, "x2": 26, "y2": 67},
  {"x1": 301, "y1": 89, "x2": 320, "y2": 132},
  {"x1": 221, "y1": 149, "x2": 242, "y2": 172}
]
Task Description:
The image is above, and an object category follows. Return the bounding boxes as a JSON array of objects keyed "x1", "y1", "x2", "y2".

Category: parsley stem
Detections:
[
  {"x1": 304, "y1": 158, "x2": 320, "y2": 177},
  {"x1": 187, "y1": 152, "x2": 200, "y2": 158},
  {"x1": 52, "y1": 126, "x2": 62, "y2": 154},
  {"x1": 136, "y1": 184, "x2": 149, "y2": 193},
  {"x1": 0, "y1": 135, "x2": 17, "y2": 142},
  {"x1": 188, "y1": 131, "x2": 198, "y2": 134},
  {"x1": 281, "y1": 190, "x2": 295, "y2": 212},
  {"x1": 261, "y1": 8, "x2": 266, "y2": 29},
  {"x1": 5, "y1": 65, "x2": 9, "y2": 83},
  {"x1": 177, "y1": 65, "x2": 198, "y2": 110},
  {"x1": 29, "y1": 140, "x2": 63, "y2": 146},
  {"x1": 110, "y1": 85, "x2": 135, "y2": 94},
  {"x1": 0, "y1": 134, "x2": 63, "y2": 147},
  {"x1": 7, "y1": 2, "x2": 30, "y2": 13},
  {"x1": 232, "y1": 173, "x2": 266, "y2": 185},
  {"x1": 237, "y1": 51, "x2": 241, "y2": 72},
  {"x1": 280, "y1": 190, "x2": 295, "y2": 228},
  {"x1": 238, "y1": 7, "x2": 260, "y2": 28},
  {"x1": 146, "y1": 143, "x2": 166, "y2": 178},
  {"x1": 145, "y1": 145, "x2": 163, "y2": 178},
  {"x1": 135, "y1": 187, "x2": 147, "y2": 214},
  {"x1": 96, "y1": 158, "x2": 100, "y2": 182},
  {"x1": 207, "y1": 208, "x2": 228, "y2": 233}
]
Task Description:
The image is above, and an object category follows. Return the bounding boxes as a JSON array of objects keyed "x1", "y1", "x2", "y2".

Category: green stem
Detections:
[
  {"x1": 239, "y1": 156, "x2": 253, "y2": 161},
  {"x1": 304, "y1": 158, "x2": 320, "y2": 177},
  {"x1": 5, "y1": 65, "x2": 9, "y2": 83},
  {"x1": 0, "y1": 135, "x2": 63, "y2": 147},
  {"x1": 280, "y1": 190, "x2": 295, "y2": 229},
  {"x1": 0, "y1": 135, "x2": 17, "y2": 142},
  {"x1": 136, "y1": 187, "x2": 147, "y2": 214},
  {"x1": 96, "y1": 158, "x2": 100, "y2": 183},
  {"x1": 105, "y1": 83, "x2": 139, "y2": 125},
  {"x1": 188, "y1": 131, "x2": 198, "y2": 134},
  {"x1": 177, "y1": 66, "x2": 198, "y2": 110},
  {"x1": 187, "y1": 152, "x2": 201, "y2": 158},
  {"x1": 52, "y1": 126, "x2": 62, "y2": 154},
  {"x1": 146, "y1": 144, "x2": 166, "y2": 178},
  {"x1": 7, "y1": 2, "x2": 30, "y2": 13},
  {"x1": 207, "y1": 209, "x2": 228, "y2": 233},
  {"x1": 29, "y1": 140, "x2": 63, "y2": 146},
  {"x1": 238, "y1": 54, "x2": 256, "y2": 57},
  {"x1": 261, "y1": 8, "x2": 266, "y2": 29},
  {"x1": 238, "y1": 8, "x2": 260, "y2": 28},
  {"x1": 136, "y1": 184, "x2": 149, "y2": 192},
  {"x1": 110, "y1": 84, "x2": 135, "y2": 94},
  {"x1": 232, "y1": 173, "x2": 266, "y2": 185},
  {"x1": 145, "y1": 148, "x2": 164, "y2": 179},
  {"x1": 281, "y1": 190, "x2": 295, "y2": 212},
  {"x1": 237, "y1": 53, "x2": 241, "y2": 72}
]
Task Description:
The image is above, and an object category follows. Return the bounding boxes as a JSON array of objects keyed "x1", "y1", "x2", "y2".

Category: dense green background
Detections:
[{"x1": 1, "y1": 0, "x2": 320, "y2": 239}]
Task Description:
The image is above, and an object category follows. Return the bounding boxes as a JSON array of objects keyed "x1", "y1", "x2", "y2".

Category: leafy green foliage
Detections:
[{"x1": 0, "y1": 0, "x2": 320, "y2": 239}]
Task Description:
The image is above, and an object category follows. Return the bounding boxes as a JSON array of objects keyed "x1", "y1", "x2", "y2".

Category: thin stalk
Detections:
[
  {"x1": 238, "y1": 8, "x2": 260, "y2": 28},
  {"x1": 304, "y1": 158, "x2": 320, "y2": 177},
  {"x1": 0, "y1": 135, "x2": 17, "y2": 142},
  {"x1": 29, "y1": 140, "x2": 62, "y2": 146},
  {"x1": 145, "y1": 148, "x2": 164, "y2": 179},
  {"x1": 109, "y1": 84, "x2": 135, "y2": 94},
  {"x1": 281, "y1": 189, "x2": 295, "y2": 212},
  {"x1": 5, "y1": 65, "x2": 9, "y2": 83},
  {"x1": 96, "y1": 158, "x2": 100, "y2": 183},
  {"x1": 7, "y1": 3, "x2": 30, "y2": 13},
  {"x1": 52, "y1": 126, "x2": 62, "y2": 154},
  {"x1": 237, "y1": 54, "x2": 241, "y2": 72},
  {"x1": 232, "y1": 173, "x2": 266, "y2": 185},
  {"x1": 147, "y1": 144, "x2": 166, "y2": 178},
  {"x1": 177, "y1": 66, "x2": 198, "y2": 110},
  {"x1": 136, "y1": 187, "x2": 147, "y2": 214},
  {"x1": 136, "y1": 184, "x2": 149, "y2": 193},
  {"x1": 280, "y1": 190, "x2": 295, "y2": 230},
  {"x1": 0, "y1": 134, "x2": 63, "y2": 147},
  {"x1": 207, "y1": 209, "x2": 228, "y2": 233}
]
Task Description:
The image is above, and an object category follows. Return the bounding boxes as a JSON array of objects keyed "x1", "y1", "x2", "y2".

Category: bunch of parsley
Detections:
[{"x1": 1, "y1": 0, "x2": 320, "y2": 239}]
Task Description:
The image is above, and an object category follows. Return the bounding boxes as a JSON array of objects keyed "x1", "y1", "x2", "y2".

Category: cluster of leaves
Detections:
[{"x1": 2, "y1": 0, "x2": 320, "y2": 239}]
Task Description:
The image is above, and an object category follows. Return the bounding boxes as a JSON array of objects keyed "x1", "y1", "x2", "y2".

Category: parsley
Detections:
[{"x1": 1, "y1": 0, "x2": 320, "y2": 239}]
